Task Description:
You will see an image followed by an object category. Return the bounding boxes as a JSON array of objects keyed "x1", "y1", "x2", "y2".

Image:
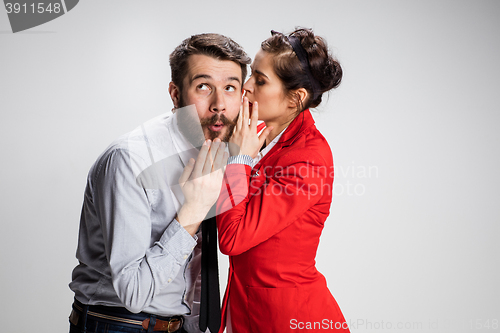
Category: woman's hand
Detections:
[{"x1": 229, "y1": 97, "x2": 273, "y2": 158}]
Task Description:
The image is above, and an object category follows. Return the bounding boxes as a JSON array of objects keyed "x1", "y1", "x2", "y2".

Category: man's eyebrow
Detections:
[
  {"x1": 191, "y1": 74, "x2": 212, "y2": 83},
  {"x1": 190, "y1": 74, "x2": 241, "y2": 85},
  {"x1": 228, "y1": 76, "x2": 241, "y2": 85}
]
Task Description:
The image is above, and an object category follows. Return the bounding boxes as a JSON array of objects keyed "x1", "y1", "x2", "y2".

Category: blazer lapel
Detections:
[{"x1": 253, "y1": 109, "x2": 315, "y2": 171}]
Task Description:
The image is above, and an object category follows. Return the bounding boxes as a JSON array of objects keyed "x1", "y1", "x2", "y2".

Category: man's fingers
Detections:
[
  {"x1": 203, "y1": 139, "x2": 220, "y2": 175},
  {"x1": 192, "y1": 140, "x2": 211, "y2": 178},
  {"x1": 209, "y1": 139, "x2": 221, "y2": 163},
  {"x1": 212, "y1": 141, "x2": 227, "y2": 171},
  {"x1": 214, "y1": 151, "x2": 229, "y2": 180},
  {"x1": 179, "y1": 158, "x2": 195, "y2": 185}
]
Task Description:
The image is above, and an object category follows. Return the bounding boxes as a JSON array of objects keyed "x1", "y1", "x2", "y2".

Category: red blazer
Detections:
[{"x1": 216, "y1": 110, "x2": 349, "y2": 332}]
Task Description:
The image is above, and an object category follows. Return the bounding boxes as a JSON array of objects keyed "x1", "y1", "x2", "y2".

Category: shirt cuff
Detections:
[
  {"x1": 227, "y1": 154, "x2": 253, "y2": 167},
  {"x1": 157, "y1": 219, "x2": 197, "y2": 263}
]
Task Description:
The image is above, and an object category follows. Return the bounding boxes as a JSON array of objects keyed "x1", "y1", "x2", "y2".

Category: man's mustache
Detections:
[{"x1": 199, "y1": 113, "x2": 236, "y2": 127}]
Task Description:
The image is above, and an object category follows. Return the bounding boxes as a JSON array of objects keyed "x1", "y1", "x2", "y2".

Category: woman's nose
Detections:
[{"x1": 243, "y1": 77, "x2": 253, "y2": 93}]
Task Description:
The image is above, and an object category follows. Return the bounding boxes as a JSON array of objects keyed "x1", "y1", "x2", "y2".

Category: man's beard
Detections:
[
  {"x1": 176, "y1": 100, "x2": 237, "y2": 148},
  {"x1": 199, "y1": 113, "x2": 237, "y2": 142}
]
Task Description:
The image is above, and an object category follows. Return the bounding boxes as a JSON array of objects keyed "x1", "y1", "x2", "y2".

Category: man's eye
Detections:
[
  {"x1": 225, "y1": 86, "x2": 236, "y2": 92},
  {"x1": 197, "y1": 84, "x2": 210, "y2": 91}
]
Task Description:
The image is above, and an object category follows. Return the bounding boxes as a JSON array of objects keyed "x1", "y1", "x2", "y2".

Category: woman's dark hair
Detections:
[
  {"x1": 261, "y1": 28, "x2": 342, "y2": 113},
  {"x1": 170, "y1": 33, "x2": 251, "y2": 91}
]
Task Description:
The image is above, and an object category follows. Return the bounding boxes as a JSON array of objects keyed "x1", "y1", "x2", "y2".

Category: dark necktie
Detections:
[{"x1": 199, "y1": 208, "x2": 221, "y2": 332}]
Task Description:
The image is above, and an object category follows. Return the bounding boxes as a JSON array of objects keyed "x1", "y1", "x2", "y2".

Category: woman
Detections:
[{"x1": 216, "y1": 28, "x2": 349, "y2": 332}]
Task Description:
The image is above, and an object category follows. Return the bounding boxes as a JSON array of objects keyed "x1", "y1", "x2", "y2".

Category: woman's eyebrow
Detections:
[{"x1": 253, "y1": 69, "x2": 269, "y2": 79}]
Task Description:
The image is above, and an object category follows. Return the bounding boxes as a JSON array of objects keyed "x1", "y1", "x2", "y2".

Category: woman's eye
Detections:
[{"x1": 256, "y1": 80, "x2": 265, "y2": 86}]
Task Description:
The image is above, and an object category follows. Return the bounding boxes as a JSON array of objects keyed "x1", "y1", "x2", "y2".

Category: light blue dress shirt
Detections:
[{"x1": 70, "y1": 109, "x2": 205, "y2": 332}]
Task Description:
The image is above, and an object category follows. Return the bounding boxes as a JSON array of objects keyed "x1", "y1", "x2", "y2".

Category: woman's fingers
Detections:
[
  {"x1": 249, "y1": 101, "x2": 259, "y2": 131},
  {"x1": 235, "y1": 104, "x2": 243, "y2": 132},
  {"x1": 258, "y1": 125, "x2": 274, "y2": 147},
  {"x1": 242, "y1": 97, "x2": 250, "y2": 131}
]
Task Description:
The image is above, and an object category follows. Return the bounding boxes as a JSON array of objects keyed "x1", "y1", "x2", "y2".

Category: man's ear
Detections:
[{"x1": 169, "y1": 81, "x2": 181, "y2": 108}]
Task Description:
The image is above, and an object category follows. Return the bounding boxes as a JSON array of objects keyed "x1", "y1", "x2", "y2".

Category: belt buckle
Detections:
[
  {"x1": 167, "y1": 317, "x2": 181, "y2": 333},
  {"x1": 143, "y1": 316, "x2": 182, "y2": 332}
]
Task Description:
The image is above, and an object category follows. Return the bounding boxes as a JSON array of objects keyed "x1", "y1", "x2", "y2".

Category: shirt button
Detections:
[
  {"x1": 183, "y1": 254, "x2": 188, "y2": 259},
  {"x1": 167, "y1": 278, "x2": 172, "y2": 283}
]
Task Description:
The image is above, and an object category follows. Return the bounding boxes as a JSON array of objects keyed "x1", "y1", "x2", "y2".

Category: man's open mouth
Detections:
[{"x1": 209, "y1": 123, "x2": 224, "y2": 132}]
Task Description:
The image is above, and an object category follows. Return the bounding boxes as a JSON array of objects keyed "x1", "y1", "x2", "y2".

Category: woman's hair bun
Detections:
[
  {"x1": 262, "y1": 27, "x2": 342, "y2": 110},
  {"x1": 290, "y1": 28, "x2": 342, "y2": 108}
]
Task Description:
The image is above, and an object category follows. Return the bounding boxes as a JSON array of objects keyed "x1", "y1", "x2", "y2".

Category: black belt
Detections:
[{"x1": 71, "y1": 299, "x2": 183, "y2": 332}]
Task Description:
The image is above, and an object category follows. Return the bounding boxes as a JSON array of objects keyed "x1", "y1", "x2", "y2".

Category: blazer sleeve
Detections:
[{"x1": 216, "y1": 150, "x2": 332, "y2": 256}]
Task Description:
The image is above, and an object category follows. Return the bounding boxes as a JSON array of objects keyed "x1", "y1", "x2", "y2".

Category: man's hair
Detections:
[{"x1": 169, "y1": 33, "x2": 251, "y2": 91}]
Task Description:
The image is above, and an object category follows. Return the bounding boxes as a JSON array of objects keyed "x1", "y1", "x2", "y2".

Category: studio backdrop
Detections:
[{"x1": 1, "y1": 1, "x2": 499, "y2": 332}]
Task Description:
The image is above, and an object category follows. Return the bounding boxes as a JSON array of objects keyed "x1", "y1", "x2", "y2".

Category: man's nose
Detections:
[{"x1": 210, "y1": 89, "x2": 226, "y2": 113}]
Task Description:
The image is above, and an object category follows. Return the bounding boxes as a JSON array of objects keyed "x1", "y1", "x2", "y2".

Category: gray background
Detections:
[{"x1": 1, "y1": 1, "x2": 499, "y2": 332}]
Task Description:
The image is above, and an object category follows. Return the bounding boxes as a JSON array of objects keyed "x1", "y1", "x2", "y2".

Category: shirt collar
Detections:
[
  {"x1": 167, "y1": 106, "x2": 199, "y2": 168},
  {"x1": 251, "y1": 109, "x2": 316, "y2": 169},
  {"x1": 252, "y1": 126, "x2": 288, "y2": 167}
]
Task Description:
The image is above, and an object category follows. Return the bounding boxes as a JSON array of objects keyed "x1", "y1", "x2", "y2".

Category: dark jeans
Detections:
[
  {"x1": 70, "y1": 322, "x2": 188, "y2": 333},
  {"x1": 69, "y1": 300, "x2": 185, "y2": 333},
  {"x1": 69, "y1": 315, "x2": 187, "y2": 333},
  {"x1": 70, "y1": 318, "x2": 147, "y2": 333}
]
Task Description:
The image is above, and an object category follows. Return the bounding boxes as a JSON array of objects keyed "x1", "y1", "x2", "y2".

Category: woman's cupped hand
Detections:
[{"x1": 228, "y1": 97, "x2": 273, "y2": 158}]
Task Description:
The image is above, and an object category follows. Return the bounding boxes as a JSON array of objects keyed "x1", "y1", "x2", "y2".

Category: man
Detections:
[{"x1": 69, "y1": 33, "x2": 250, "y2": 333}]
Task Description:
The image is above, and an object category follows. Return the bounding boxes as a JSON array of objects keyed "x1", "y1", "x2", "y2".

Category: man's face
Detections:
[{"x1": 170, "y1": 54, "x2": 243, "y2": 144}]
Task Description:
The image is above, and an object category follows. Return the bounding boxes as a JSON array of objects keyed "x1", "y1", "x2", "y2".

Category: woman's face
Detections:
[{"x1": 243, "y1": 49, "x2": 293, "y2": 126}]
